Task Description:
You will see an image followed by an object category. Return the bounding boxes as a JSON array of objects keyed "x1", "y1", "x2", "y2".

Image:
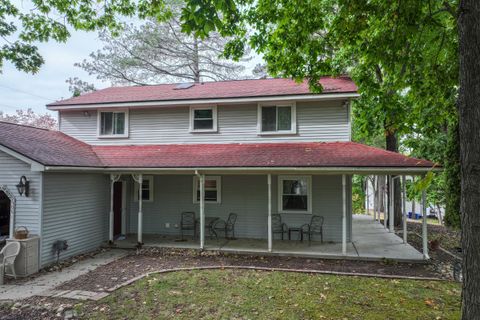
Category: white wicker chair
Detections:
[{"x1": 0, "y1": 242, "x2": 20, "y2": 279}]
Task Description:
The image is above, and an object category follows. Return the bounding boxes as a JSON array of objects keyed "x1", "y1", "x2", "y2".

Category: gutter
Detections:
[
  {"x1": 47, "y1": 93, "x2": 360, "y2": 111},
  {"x1": 43, "y1": 165, "x2": 441, "y2": 175}
]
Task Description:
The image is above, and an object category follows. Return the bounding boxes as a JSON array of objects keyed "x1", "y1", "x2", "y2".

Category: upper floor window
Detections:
[
  {"x1": 190, "y1": 106, "x2": 217, "y2": 133},
  {"x1": 98, "y1": 109, "x2": 129, "y2": 138},
  {"x1": 258, "y1": 103, "x2": 296, "y2": 134}
]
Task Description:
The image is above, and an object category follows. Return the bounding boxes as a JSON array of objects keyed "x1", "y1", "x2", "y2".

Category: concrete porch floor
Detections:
[{"x1": 114, "y1": 215, "x2": 424, "y2": 262}]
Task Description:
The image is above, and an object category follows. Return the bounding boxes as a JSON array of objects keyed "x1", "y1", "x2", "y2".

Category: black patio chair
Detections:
[
  {"x1": 213, "y1": 213, "x2": 238, "y2": 239},
  {"x1": 301, "y1": 215, "x2": 324, "y2": 245},
  {"x1": 272, "y1": 214, "x2": 288, "y2": 240},
  {"x1": 180, "y1": 211, "x2": 196, "y2": 240}
]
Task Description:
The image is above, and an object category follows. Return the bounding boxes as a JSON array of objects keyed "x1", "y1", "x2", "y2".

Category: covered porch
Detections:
[{"x1": 114, "y1": 215, "x2": 423, "y2": 262}]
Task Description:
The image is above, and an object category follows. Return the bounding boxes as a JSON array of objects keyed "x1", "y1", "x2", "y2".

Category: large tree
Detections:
[
  {"x1": 0, "y1": 108, "x2": 57, "y2": 129},
  {"x1": 458, "y1": 0, "x2": 480, "y2": 317},
  {"x1": 75, "y1": 15, "x2": 249, "y2": 85}
]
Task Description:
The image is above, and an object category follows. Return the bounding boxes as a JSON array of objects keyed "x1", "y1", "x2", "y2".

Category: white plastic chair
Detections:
[{"x1": 0, "y1": 242, "x2": 20, "y2": 279}]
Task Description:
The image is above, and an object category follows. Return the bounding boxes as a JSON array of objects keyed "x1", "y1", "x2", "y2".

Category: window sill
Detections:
[
  {"x1": 189, "y1": 129, "x2": 218, "y2": 134},
  {"x1": 278, "y1": 210, "x2": 312, "y2": 214},
  {"x1": 97, "y1": 134, "x2": 129, "y2": 139},
  {"x1": 257, "y1": 131, "x2": 297, "y2": 136}
]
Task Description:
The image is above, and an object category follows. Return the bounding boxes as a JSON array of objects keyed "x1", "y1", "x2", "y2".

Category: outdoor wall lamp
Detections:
[{"x1": 16, "y1": 176, "x2": 29, "y2": 197}]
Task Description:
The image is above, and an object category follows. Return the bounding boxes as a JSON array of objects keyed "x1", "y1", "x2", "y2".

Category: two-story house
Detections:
[{"x1": 0, "y1": 77, "x2": 437, "y2": 267}]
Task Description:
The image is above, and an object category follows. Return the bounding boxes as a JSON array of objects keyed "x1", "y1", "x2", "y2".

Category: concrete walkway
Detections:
[{"x1": 0, "y1": 249, "x2": 126, "y2": 301}]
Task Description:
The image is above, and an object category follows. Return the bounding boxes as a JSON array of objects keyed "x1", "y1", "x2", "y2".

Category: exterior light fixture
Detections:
[
  {"x1": 83, "y1": 111, "x2": 90, "y2": 117},
  {"x1": 16, "y1": 176, "x2": 29, "y2": 197}
]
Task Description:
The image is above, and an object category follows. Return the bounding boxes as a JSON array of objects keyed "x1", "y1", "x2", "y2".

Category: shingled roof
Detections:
[
  {"x1": 47, "y1": 77, "x2": 358, "y2": 108},
  {"x1": 0, "y1": 121, "x2": 437, "y2": 170},
  {"x1": 0, "y1": 121, "x2": 102, "y2": 167}
]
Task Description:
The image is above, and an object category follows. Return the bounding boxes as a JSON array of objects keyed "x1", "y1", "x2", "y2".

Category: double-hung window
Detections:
[
  {"x1": 258, "y1": 103, "x2": 296, "y2": 134},
  {"x1": 98, "y1": 109, "x2": 129, "y2": 138},
  {"x1": 190, "y1": 106, "x2": 217, "y2": 132},
  {"x1": 193, "y1": 176, "x2": 221, "y2": 203},
  {"x1": 278, "y1": 176, "x2": 312, "y2": 213},
  {"x1": 134, "y1": 175, "x2": 154, "y2": 202}
]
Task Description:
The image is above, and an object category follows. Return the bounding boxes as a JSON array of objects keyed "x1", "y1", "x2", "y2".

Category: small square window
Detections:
[
  {"x1": 134, "y1": 176, "x2": 154, "y2": 202},
  {"x1": 193, "y1": 176, "x2": 221, "y2": 203},
  {"x1": 190, "y1": 106, "x2": 217, "y2": 132},
  {"x1": 98, "y1": 110, "x2": 129, "y2": 137},
  {"x1": 258, "y1": 103, "x2": 296, "y2": 134}
]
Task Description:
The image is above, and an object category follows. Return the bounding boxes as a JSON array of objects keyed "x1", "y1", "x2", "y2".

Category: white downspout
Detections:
[
  {"x1": 402, "y1": 175, "x2": 407, "y2": 244},
  {"x1": 195, "y1": 170, "x2": 205, "y2": 250},
  {"x1": 267, "y1": 174, "x2": 272, "y2": 252},
  {"x1": 342, "y1": 174, "x2": 347, "y2": 255}
]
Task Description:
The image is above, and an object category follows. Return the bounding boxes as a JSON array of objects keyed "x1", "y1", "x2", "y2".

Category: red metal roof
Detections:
[
  {"x1": 0, "y1": 121, "x2": 436, "y2": 169},
  {"x1": 47, "y1": 77, "x2": 358, "y2": 107}
]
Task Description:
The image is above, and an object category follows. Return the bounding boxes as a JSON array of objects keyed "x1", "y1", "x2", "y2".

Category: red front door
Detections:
[{"x1": 113, "y1": 182, "x2": 123, "y2": 237}]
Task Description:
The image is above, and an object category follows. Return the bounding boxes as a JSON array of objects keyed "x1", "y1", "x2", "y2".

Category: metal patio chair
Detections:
[
  {"x1": 180, "y1": 211, "x2": 196, "y2": 240},
  {"x1": 272, "y1": 214, "x2": 288, "y2": 240},
  {"x1": 301, "y1": 215, "x2": 324, "y2": 245},
  {"x1": 213, "y1": 213, "x2": 238, "y2": 239}
]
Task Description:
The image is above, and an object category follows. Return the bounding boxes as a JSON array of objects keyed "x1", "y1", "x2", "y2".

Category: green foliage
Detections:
[
  {"x1": 444, "y1": 121, "x2": 461, "y2": 228},
  {"x1": 0, "y1": 0, "x2": 171, "y2": 74},
  {"x1": 352, "y1": 175, "x2": 365, "y2": 214}
]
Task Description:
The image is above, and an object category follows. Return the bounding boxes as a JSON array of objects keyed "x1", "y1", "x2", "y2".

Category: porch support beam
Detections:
[
  {"x1": 389, "y1": 175, "x2": 394, "y2": 233},
  {"x1": 374, "y1": 175, "x2": 378, "y2": 222},
  {"x1": 342, "y1": 174, "x2": 347, "y2": 255},
  {"x1": 402, "y1": 175, "x2": 407, "y2": 244},
  {"x1": 198, "y1": 172, "x2": 205, "y2": 250},
  {"x1": 132, "y1": 174, "x2": 143, "y2": 245},
  {"x1": 267, "y1": 174, "x2": 272, "y2": 252},
  {"x1": 422, "y1": 187, "x2": 429, "y2": 259},
  {"x1": 108, "y1": 174, "x2": 121, "y2": 243}
]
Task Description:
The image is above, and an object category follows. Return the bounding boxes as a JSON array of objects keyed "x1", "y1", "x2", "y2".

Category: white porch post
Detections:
[
  {"x1": 374, "y1": 176, "x2": 378, "y2": 221},
  {"x1": 389, "y1": 175, "x2": 394, "y2": 232},
  {"x1": 383, "y1": 176, "x2": 387, "y2": 229},
  {"x1": 199, "y1": 173, "x2": 205, "y2": 250},
  {"x1": 422, "y1": 187, "x2": 429, "y2": 259},
  {"x1": 132, "y1": 174, "x2": 143, "y2": 244},
  {"x1": 402, "y1": 175, "x2": 407, "y2": 244},
  {"x1": 267, "y1": 174, "x2": 272, "y2": 252},
  {"x1": 342, "y1": 174, "x2": 347, "y2": 255},
  {"x1": 366, "y1": 176, "x2": 370, "y2": 218},
  {"x1": 108, "y1": 174, "x2": 121, "y2": 243}
]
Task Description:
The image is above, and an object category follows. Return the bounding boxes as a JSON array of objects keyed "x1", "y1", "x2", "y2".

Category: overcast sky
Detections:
[{"x1": 0, "y1": 17, "x2": 259, "y2": 118}]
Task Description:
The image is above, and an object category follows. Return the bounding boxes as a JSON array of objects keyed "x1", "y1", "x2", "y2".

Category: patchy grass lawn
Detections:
[{"x1": 79, "y1": 269, "x2": 461, "y2": 319}]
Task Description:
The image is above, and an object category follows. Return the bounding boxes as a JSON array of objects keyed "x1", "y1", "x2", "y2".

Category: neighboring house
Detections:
[{"x1": 0, "y1": 77, "x2": 437, "y2": 267}]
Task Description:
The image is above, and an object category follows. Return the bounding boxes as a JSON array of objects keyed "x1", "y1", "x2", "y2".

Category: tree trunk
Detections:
[
  {"x1": 458, "y1": 1, "x2": 480, "y2": 318},
  {"x1": 192, "y1": 37, "x2": 201, "y2": 83},
  {"x1": 385, "y1": 131, "x2": 403, "y2": 226}
]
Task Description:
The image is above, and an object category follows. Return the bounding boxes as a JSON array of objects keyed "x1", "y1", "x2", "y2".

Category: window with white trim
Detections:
[
  {"x1": 190, "y1": 106, "x2": 217, "y2": 132},
  {"x1": 258, "y1": 103, "x2": 296, "y2": 134},
  {"x1": 134, "y1": 175, "x2": 154, "y2": 202},
  {"x1": 278, "y1": 176, "x2": 312, "y2": 213},
  {"x1": 98, "y1": 110, "x2": 129, "y2": 137},
  {"x1": 193, "y1": 176, "x2": 221, "y2": 203}
]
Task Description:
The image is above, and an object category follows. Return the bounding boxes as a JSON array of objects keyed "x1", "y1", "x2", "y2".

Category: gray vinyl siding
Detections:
[
  {"x1": 41, "y1": 173, "x2": 109, "y2": 266},
  {"x1": 59, "y1": 100, "x2": 349, "y2": 145},
  {"x1": 126, "y1": 174, "x2": 352, "y2": 242},
  {"x1": 0, "y1": 150, "x2": 41, "y2": 235}
]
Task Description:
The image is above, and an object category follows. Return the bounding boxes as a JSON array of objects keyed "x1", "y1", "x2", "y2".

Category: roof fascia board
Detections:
[
  {"x1": 0, "y1": 145, "x2": 45, "y2": 172},
  {"x1": 47, "y1": 93, "x2": 360, "y2": 111},
  {"x1": 44, "y1": 165, "x2": 440, "y2": 175}
]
